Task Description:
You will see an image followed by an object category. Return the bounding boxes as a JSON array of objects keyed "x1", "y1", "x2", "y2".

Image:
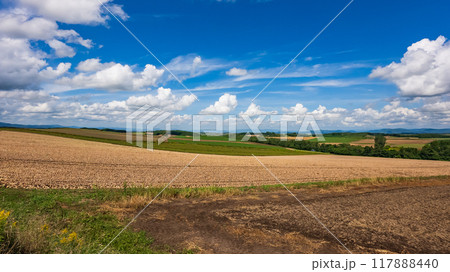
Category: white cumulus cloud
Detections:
[
  {"x1": 57, "y1": 62, "x2": 165, "y2": 91},
  {"x1": 199, "y1": 93, "x2": 238, "y2": 114},
  {"x1": 17, "y1": 0, "x2": 128, "y2": 25},
  {"x1": 226, "y1": 67, "x2": 247, "y2": 76},
  {"x1": 39, "y1": 62, "x2": 71, "y2": 79},
  {"x1": 343, "y1": 101, "x2": 423, "y2": 127},
  {"x1": 126, "y1": 87, "x2": 197, "y2": 111},
  {"x1": 0, "y1": 9, "x2": 93, "y2": 48},
  {"x1": 76, "y1": 58, "x2": 115, "y2": 72},
  {"x1": 282, "y1": 103, "x2": 308, "y2": 115},
  {"x1": 239, "y1": 103, "x2": 277, "y2": 117},
  {"x1": 421, "y1": 100, "x2": 450, "y2": 113},
  {"x1": 311, "y1": 105, "x2": 347, "y2": 120},
  {"x1": 370, "y1": 36, "x2": 450, "y2": 97},
  {"x1": 0, "y1": 88, "x2": 196, "y2": 124},
  {"x1": 0, "y1": 38, "x2": 47, "y2": 90},
  {"x1": 46, "y1": 39, "x2": 75, "y2": 57}
]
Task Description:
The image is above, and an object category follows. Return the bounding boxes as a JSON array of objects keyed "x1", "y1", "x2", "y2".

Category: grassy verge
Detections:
[
  {"x1": 0, "y1": 187, "x2": 169, "y2": 253},
  {"x1": 1, "y1": 175, "x2": 448, "y2": 254},
  {"x1": 103, "y1": 175, "x2": 450, "y2": 198}
]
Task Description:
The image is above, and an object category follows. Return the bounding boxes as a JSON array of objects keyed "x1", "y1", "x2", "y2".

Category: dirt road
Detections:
[{"x1": 132, "y1": 179, "x2": 450, "y2": 253}]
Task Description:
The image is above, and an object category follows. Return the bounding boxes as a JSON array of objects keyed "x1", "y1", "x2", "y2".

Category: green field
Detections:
[
  {"x1": 308, "y1": 133, "x2": 369, "y2": 144},
  {"x1": 0, "y1": 128, "x2": 316, "y2": 156},
  {"x1": 171, "y1": 134, "x2": 247, "y2": 141},
  {"x1": 160, "y1": 139, "x2": 318, "y2": 156},
  {"x1": 2, "y1": 127, "x2": 447, "y2": 155}
]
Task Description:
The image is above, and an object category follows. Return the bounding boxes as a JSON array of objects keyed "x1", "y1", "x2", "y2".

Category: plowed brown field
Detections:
[
  {"x1": 1, "y1": 131, "x2": 450, "y2": 189},
  {"x1": 133, "y1": 178, "x2": 450, "y2": 253}
]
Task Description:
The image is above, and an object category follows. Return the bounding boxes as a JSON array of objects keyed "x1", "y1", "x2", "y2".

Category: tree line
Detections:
[{"x1": 249, "y1": 134, "x2": 450, "y2": 161}]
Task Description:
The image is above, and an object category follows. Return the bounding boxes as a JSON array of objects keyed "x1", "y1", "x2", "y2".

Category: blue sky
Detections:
[{"x1": 0, "y1": 0, "x2": 449, "y2": 130}]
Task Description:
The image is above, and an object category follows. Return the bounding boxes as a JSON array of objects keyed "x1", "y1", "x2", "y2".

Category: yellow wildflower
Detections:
[
  {"x1": 0, "y1": 210, "x2": 11, "y2": 220},
  {"x1": 61, "y1": 228, "x2": 68, "y2": 234},
  {"x1": 67, "y1": 232, "x2": 77, "y2": 242},
  {"x1": 40, "y1": 224, "x2": 49, "y2": 232}
]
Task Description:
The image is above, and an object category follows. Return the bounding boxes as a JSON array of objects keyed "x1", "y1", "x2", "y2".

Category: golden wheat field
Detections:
[{"x1": 1, "y1": 131, "x2": 450, "y2": 189}]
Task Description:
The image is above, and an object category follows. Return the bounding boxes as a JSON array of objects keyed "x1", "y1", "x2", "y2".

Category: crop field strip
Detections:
[
  {"x1": 1, "y1": 131, "x2": 450, "y2": 189},
  {"x1": 349, "y1": 136, "x2": 447, "y2": 148},
  {"x1": 4, "y1": 127, "x2": 443, "y2": 151},
  {"x1": 308, "y1": 134, "x2": 447, "y2": 148},
  {"x1": 1, "y1": 128, "x2": 309, "y2": 156}
]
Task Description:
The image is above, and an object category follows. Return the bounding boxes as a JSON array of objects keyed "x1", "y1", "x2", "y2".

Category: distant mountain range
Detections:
[
  {"x1": 1, "y1": 122, "x2": 450, "y2": 134},
  {"x1": 0, "y1": 122, "x2": 67, "y2": 129},
  {"x1": 366, "y1": 128, "x2": 450, "y2": 134}
]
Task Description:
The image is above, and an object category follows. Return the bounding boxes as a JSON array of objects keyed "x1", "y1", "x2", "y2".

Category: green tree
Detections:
[
  {"x1": 420, "y1": 145, "x2": 441, "y2": 160},
  {"x1": 374, "y1": 134, "x2": 386, "y2": 150}
]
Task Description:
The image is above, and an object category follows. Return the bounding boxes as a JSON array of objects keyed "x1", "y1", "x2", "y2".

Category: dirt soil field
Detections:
[
  {"x1": 1, "y1": 131, "x2": 450, "y2": 189},
  {"x1": 131, "y1": 178, "x2": 450, "y2": 253}
]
